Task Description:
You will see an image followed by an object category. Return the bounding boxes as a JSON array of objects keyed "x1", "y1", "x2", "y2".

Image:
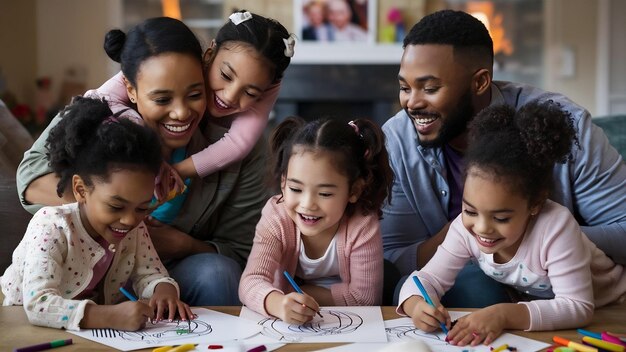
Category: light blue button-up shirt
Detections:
[{"x1": 382, "y1": 80, "x2": 626, "y2": 276}]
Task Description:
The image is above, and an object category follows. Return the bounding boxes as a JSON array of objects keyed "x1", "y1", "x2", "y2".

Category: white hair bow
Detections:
[
  {"x1": 283, "y1": 34, "x2": 296, "y2": 58},
  {"x1": 229, "y1": 11, "x2": 252, "y2": 25}
]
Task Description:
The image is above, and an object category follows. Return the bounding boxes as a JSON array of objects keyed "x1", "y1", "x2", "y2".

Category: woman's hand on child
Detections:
[
  {"x1": 446, "y1": 305, "x2": 505, "y2": 346},
  {"x1": 405, "y1": 296, "x2": 451, "y2": 333},
  {"x1": 150, "y1": 283, "x2": 195, "y2": 322},
  {"x1": 266, "y1": 291, "x2": 319, "y2": 325}
]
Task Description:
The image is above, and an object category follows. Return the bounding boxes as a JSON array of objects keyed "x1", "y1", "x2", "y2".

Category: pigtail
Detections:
[
  {"x1": 269, "y1": 116, "x2": 306, "y2": 191},
  {"x1": 46, "y1": 96, "x2": 113, "y2": 197},
  {"x1": 350, "y1": 119, "x2": 394, "y2": 218},
  {"x1": 515, "y1": 100, "x2": 578, "y2": 169}
]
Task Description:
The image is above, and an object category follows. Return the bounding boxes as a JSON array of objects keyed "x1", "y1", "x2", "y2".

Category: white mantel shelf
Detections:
[{"x1": 290, "y1": 43, "x2": 404, "y2": 65}]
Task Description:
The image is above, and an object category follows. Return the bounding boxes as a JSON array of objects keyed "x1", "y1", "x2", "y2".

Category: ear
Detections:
[
  {"x1": 123, "y1": 75, "x2": 138, "y2": 105},
  {"x1": 72, "y1": 175, "x2": 88, "y2": 203},
  {"x1": 471, "y1": 68, "x2": 491, "y2": 96},
  {"x1": 349, "y1": 178, "x2": 365, "y2": 204}
]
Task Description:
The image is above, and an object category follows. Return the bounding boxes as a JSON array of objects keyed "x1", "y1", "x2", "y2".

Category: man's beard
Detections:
[{"x1": 406, "y1": 91, "x2": 474, "y2": 148}]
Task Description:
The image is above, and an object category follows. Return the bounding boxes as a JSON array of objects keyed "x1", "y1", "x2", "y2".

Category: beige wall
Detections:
[
  {"x1": 544, "y1": 0, "x2": 598, "y2": 114},
  {"x1": 0, "y1": 0, "x2": 37, "y2": 105}
]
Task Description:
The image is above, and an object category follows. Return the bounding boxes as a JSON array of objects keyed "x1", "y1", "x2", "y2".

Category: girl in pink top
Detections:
[
  {"x1": 92, "y1": 10, "x2": 294, "y2": 184},
  {"x1": 398, "y1": 101, "x2": 626, "y2": 346},
  {"x1": 239, "y1": 117, "x2": 394, "y2": 324}
]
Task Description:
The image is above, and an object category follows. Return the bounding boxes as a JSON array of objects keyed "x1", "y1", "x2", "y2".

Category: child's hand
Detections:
[
  {"x1": 446, "y1": 306, "x2": 505, "y2": 346},
  {"x1": 405, "y1": 296, "x2": 451, "y2": 333},
  {"x1": 149, "y1": 283, "x2": 196, "y2": 322},
  {"x1": 267, "y1": 291, "x2": 319, "y2": 325},
  {"x1": 112, "y1": 301, "x2": 155, "y2": 331}
]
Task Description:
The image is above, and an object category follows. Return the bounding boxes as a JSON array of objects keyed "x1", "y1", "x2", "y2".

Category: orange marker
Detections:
[
  {"x1": 582, "y1": 336, "x2": 625, "y2": 352},
  {"x1": 553, "y1": 336, "x2": 598, "y2": 352}
]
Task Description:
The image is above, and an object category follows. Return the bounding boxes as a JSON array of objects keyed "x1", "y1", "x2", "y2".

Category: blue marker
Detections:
[
  {"x1": 119, "y1": 286, "x2": 138, "y2": 301},
  {"x1": 412, "y1": 275, "x2": 449, "y2": 334},
  {"x1": 283, "y1": 270, "x2": 323, "y2": 318},
  {"x1": 577, "y1": 328, "x2": 602, "y2": 339}
]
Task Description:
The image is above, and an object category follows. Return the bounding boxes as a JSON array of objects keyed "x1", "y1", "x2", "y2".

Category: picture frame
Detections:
[{"x1": 295, "y1": 0, "x2": 376, "y2": 45}]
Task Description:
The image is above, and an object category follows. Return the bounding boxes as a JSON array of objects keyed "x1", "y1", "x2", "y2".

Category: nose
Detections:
[
  {"x1": 300, "y1": 191, "x2": 317, "y2": 211},
  {"x1": 222, "y1": 86, "x2": 241, "y2": 109},
  {"x1": 473, "y1": 216, "x2": 492, "y2": 235},
  {"x1": 169, "y1": 100, "x2": 191, "y2": 121},
  {"x1": 120, "y1": 211, "x2": 142, "y2": 227},
  {"x1": 406, "y1": 91, "x2": 426, "y2": 111}
]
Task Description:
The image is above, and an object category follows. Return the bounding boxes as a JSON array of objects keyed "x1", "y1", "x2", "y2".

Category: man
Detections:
[{"x1": 382, "y1": 10, "x2": 626, "y2": 306}]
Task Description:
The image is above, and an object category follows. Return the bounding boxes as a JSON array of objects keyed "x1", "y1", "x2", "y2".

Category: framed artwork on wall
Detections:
[{"x1": 295, "y1": 0, "x2": 376, "y2": 44}]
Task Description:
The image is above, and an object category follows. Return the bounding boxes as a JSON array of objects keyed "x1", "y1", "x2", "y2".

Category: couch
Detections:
[
  {"x1": 0, "y1": 178, "x2": 32, "y2": 274},
  {"x1": 594, "y1": 114, "x2": 626, "y2": 160}
]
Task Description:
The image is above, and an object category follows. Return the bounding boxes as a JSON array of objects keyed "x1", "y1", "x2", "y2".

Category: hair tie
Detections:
[
  {"x1": 283, "y1": 33, "x2": 296, "y2": 58},
  {"x1": 229, "y1": 11, "x2": 252, "y2": 25},
  {"x1": 348, "y1": 120, "x2": 362, "y2": 138}
]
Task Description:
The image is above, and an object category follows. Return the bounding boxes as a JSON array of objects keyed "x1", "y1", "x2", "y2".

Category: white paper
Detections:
[
  {"x1": 67, "y1": 307, "x2": 262, "y2": 351},
  {"x1": 384, "y1": 311, "x2": 550, "y2": 352},
  {"x1": 239, "y1": 306, "x2": 387, "y2": 343}
]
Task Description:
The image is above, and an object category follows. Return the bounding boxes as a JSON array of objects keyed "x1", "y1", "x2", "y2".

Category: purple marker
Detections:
[{"x1": 14, "y1": 338, "x2": 73, "y2": 352}]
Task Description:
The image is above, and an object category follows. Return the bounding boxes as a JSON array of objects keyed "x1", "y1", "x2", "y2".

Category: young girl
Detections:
[
  {"x1": 239, "y1": 117, "x2": 394, "y2": 324},
  {"x1": 397, "y1": 101, "x2": 626, "y2": 346},
  {"x1": 1, "y1": 97, "x2": 194, "y2": 331},
  {"x1": 95, "y1": 9, "x2": 294, "y2": 185}
]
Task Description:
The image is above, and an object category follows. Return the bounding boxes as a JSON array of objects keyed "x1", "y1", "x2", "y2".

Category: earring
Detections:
[{"x1": 130, "y1": 97, "x2": 136, "y2": 103}]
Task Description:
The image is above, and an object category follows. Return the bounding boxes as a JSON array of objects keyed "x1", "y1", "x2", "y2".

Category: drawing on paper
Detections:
[
  {"x1": 386, "y1": 324, "x2": 448, "y2": 345},
  {"x1": 259, "y1": 309, "x2": 363, "y2": 342},
  {"x1": 91, "y1": 318, "x2": 213, "y2": 344}
]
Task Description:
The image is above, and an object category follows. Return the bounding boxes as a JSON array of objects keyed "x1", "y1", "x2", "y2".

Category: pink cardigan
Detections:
[{"x1": 239, "y1": 195, "x2": 384, "y2": 316}]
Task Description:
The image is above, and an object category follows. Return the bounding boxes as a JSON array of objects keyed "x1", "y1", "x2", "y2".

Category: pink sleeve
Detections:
[
  {"x1": 238, "y1": 199, "x2": 292, "y2": 316},
  {"x1": 396, "y1": 217, "x2": 472, "y2": 315},
  {"x1": 330, "y1": 213, "x2": 384, "y2": 306},
  {"x1": 84, "y1": 71, "x2": 142, "y2": 123},
  {"x1": 518, "y1": 213, "x2": 594, "y2": 331},
  {"x1": 191, "y1": 82, "x2": 281, "y2": 177}
]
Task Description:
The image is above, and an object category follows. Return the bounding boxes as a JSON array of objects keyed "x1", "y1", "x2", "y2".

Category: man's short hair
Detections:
[{"x1": 404, "y1": 10, "x2": 494, "y2": 68}]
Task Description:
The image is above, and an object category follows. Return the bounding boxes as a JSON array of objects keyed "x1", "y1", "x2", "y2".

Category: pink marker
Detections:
[{"x1": 603, "y1": 332, "x2": 626, "y2": 347}]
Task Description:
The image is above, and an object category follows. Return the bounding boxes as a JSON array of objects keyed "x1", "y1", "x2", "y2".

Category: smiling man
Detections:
[{"x1": 381, "y1": 9, "x2": 626, "y2": 307}]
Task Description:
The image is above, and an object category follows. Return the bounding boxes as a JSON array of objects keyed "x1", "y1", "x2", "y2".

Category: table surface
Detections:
[{"x1": 1, "y1": 304, "x2": 625, "y2": 351}]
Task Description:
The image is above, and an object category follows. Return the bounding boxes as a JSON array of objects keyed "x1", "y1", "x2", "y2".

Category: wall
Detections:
[
  {"x1": 35, "y1": 0, "x2": 122, "y2": 105},
  {"x1": 0, "y1": 0, "x2": 37, "y2": 105},
  {"x1": 544, "y1": 0, "x2": 598, "y2": 114}
]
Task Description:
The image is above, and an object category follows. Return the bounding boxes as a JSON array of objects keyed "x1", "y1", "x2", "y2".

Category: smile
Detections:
[
  {"x1": 214, "y1": 94, "x2": 231, "y2": 110},
  {"x1": 299, "y1": 213, "x2": 321, "y2": 224},
  {"x1": 476, "y1": 235, "x2": 501, "y2": 247},
  {"x1": 164, "y1": 123, "x2": 191, "y2": 133},
  {"x1": 413, "y1": 115, "x2": 438, "y2": 125},
  {"x1": 110, "y1": 226, "x2": 130, "y2": 239}
]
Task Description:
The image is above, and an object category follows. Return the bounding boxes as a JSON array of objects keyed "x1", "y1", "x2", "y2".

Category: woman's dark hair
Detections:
[
  {"x1": 46, "y1": 96, "x2": 162, "y2": 196},
  {"x1": 465, "y1": 100, "x2": 578, "y2": 206},
  {"x1": 104, "y1": 17, "x2": 203, "y2": 87},
  {"x1": 270, "y1": 117, "x2": 393, "y2": 218},
  {"x1": 208, "y1": 10, "x2": 292, "y2": 83}
]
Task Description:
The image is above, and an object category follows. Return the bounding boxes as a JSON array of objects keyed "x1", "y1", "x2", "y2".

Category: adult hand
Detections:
[
  {"x1": 147, "y1": 223, "x2": 216, "y2": 260},
  {"x1": 149, "y1": 282, "x2": 196, "y2": 323}
]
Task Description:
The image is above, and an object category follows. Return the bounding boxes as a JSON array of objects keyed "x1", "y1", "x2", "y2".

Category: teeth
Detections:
[
  {"x1": 301, "y1": 214, "x2": 320, "y2": 221},
  {"x1": 215, "y1": 95, "x2": 230, "y2": 109},
  {"x1": 414, "y1": 116, "x2": 437, "y2": 125},
  {"x1": 111, "y1": 227, "x2": 129, "y2": 233},
  {"x1": 164, "y1": 123, "x2": 191, "y2": 133},
  {"x1": 478, "y1": 236, "x2": 497, "y2": 243}
]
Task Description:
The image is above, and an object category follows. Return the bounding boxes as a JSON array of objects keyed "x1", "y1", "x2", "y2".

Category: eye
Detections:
[
  {"x1": 108, "y1": 204, "x2": 123, "y2": 211},
  {"x1": 245, "y1": 91, "x2": 260, "y2": 98},
  {"x1": 188, "y1": 91, "x2": 204, "y2": 99},
  {"x1": 319, "y1": 192, "x2": 333, "y2": 198},
  {"x1": 399, "y1": 85, "x2": 410, "y2": 93},
  {"x1": 494, "y1": 217, "x2": 510, "y2": 223},
  {"x1": 220, "y1": 71, "x2": 232, "y2": 81},
  {"x1": 463, "y1": 209, "x2": 477, "y2": 217},
  {"x1": 288, "y1": 187, "x2": 301, "y2": 193},
  {"x1": 154, "y1": 97, "x2": 172, "y2": 105},
  {"x1": 424, "y1": 86, "x2": 440, "y2": 94}
]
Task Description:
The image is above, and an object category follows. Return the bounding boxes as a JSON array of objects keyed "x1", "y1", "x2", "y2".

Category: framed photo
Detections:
[{"x1": 295, "y1": 0, "x2": 376, "y2": 44}]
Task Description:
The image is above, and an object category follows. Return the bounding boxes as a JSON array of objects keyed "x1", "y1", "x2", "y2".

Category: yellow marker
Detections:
[
  {"x1": 492, "y1": 344, "x2": 509, "y2": 352},
  {"x1": 168, "y1": 344, "x2": 197, "y2": 352},
  {"x1": 582, "y1": 336, "x2": 625, "y2": 352}
]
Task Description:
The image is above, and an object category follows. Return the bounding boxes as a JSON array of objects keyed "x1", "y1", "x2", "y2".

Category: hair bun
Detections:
[{"x1": 104, "y1": 29, "x2": 126, "y2": 63}]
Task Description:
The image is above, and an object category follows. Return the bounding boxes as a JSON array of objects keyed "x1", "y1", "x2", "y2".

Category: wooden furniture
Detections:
[
  {"x1": 0, "y1": 178, "x2": 32, "y2": 273},
  {"x1": 1, "y1": 304, "x2": 625, "y2": 352}
]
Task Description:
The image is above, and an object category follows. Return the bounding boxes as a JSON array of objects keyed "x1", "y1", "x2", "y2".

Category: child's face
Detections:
[
  {"x1": 282, "y1": 149, "x2": 358, "y2": 241},
  {"x1": 461, "y1": 169, "x2": 539, "y2": 262},
  {"x1": 206, "y1": 42, "x2": 273, "y2": 118},
  {"x1": 74, "y1": 169, "x2": 155, "y2": 246},
  {"x1": 127, "y1": 53, "x2": 206, "y2": 155}
]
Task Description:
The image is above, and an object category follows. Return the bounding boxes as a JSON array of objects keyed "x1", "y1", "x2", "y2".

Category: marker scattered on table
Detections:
[
  {"x1": 411, "y1": 275, "x2": 448, "y2": 335},
  {"x1": 282, "y1": 270, "x2": 323, "y2": 318},
  {"x1": 582, "y1": 336, "x2": 625, "y2": 352},
  {"x1": 14, "y1": 339, "x2": 73, "y2": 352},
  {"x1": 553, "y1": 336, "x2": 598, "y2": 352}
]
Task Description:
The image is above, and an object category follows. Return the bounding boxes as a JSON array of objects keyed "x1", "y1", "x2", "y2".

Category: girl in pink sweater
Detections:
[
  {"x1": 91, "y1": 10, "x2": 294, "y2": 186},
  {"x1": 239, "y1": 117, "x2": 394, "y2": 324},
  {"x1": 398, "y1": 101, "x2": 626, "y2": 346}
]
